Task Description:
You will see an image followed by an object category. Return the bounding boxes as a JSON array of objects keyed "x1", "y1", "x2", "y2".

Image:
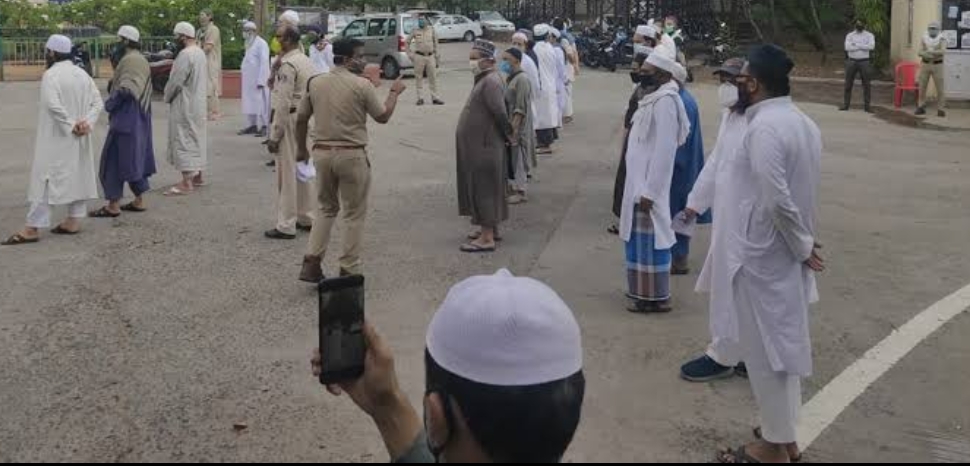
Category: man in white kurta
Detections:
[
  {"x1": 2, "y1": 35, "x2": 103, "y2": 246},
  {"x1": 239, "y1": 21, "x2": 271, "y2": 137},
  {"x1": 678, "y1": 59, "x2": 751, "y2": 382},
  {"x1": 532, "y1": 24, "x2": 561, "y2": 154},
  {"x1": 164, "y1": 22, "x2": 208, "y2": 196},
  {"x1": 717, "y1": 45, "x2": 823, "y2": 464},
  {"x1": 310, "y1": 39, "x2": 335, "y2": 75}
]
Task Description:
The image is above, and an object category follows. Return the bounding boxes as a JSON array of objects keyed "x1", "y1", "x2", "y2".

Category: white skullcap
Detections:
[
  {"x1": 512, "y1": 31, "x2": 528, "y2": 42},
  {"x1": 551, "y1": 28, "x2": 561, "y2": 39},
  {"x1": 533, "y1": 24, "x2": 551, "y2": 37},
  {"x1": 45, "y1": 34, "x2": 72, "y2": 54},
  {"x1": 646, "y1": 50, "x2": 678, "y2": 75},
  {"x1": 635, "y1": 24, "x2": 657, "y2": 38},
  {"x1": 280, "y1": 10, "x2": 300, "y2": 25},
  {"x1": 672, "y1": 62, "x2": 688, "y2": 83},
  {"x1": 243, "y1": 21, "x2": 257, "y2": 31},
  {"x1": 117, "y1": 25, "x2": 140, "y2": 43},
  {"x1": 426, "y1": 269, "x2": 583, "y2": 386},
  {"x1": 653, "y1": 41, "x2": 677, "y2": 61},
  {"x1": 174, "y1": 22, "x2": 196, "y2": 38},
  {"x1": 928, "y1": 21, "x2": 941, "y2": 29}
]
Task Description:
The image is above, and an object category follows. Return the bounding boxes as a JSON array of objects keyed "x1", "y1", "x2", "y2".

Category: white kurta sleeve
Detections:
[
  {"x1": 686, "y1": 150, "x2": 718, "y2": 214},
  {"x1": 324, "y1": 44, "x2": 335, "y2": 71},
  {"x1": 82, "y1": 78, "x2": 104, "y2": 126},
  {"x1": 844, "y1": 33, "x2": 857, "y2": 53},
  {"x1": 258, "y1": 41, "x2": 271, "y2": 87},
  {"x1": 748, "y1": 126, "x2": 815, "y2": 262},
  {"x1": 41, "y1": 75, "x2": 77, "y2": 135},
  {"x1": 640, "y1": 97, "x2": 680, "y2": 203},
  {"x1": 164, "y1": 54, "x2": 189, "y2": 104}
]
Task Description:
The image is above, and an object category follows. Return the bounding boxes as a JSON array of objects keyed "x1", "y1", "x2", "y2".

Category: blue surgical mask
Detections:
[{"x1": 499, "y1": 60, "x2": 513, "y2": 75}]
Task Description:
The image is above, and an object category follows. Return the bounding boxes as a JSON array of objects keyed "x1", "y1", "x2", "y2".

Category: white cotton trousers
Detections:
[
  {"x1": 27, "y1": 201, "x2": 87, "y2": 229},
  {"x1": 511, "y1": 146, "x2": 530, "y2": 194},
  {"x1": 735, "y1": 271, "x2": 801, "y2": 444},
  {"x1": 706, "y1": 337, "x2": 742, "y2": 367},
  {"x1": 246, "y1": 114, "x2": 269, "y2": 129}
]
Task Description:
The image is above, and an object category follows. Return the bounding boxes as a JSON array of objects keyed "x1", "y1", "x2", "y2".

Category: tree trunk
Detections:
[
  {"x1": 742, "y1": 0, "x2": 766, "y2": 42},
  {"x1": 808, "y1": 0, "x2": 828, "y2": 65}
]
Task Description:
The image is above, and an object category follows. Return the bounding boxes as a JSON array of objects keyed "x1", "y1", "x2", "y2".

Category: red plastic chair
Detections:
[{"x1": 894, "y1": 61, "x2": 920, "y2": 108}]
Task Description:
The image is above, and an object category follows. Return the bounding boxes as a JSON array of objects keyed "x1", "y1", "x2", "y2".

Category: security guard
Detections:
[
  {"x1": 407, "y1": 18, "x2": 444, "y2": 106},
  {"x1": 266, "y1": 24, "x2": 318, "y2": 240},
  {"x1": 295, "y1": 37, "x2": 406, "y2": 282},
  {"x1": 916, "y1": 21, "x2": 947, "y2": 118}
]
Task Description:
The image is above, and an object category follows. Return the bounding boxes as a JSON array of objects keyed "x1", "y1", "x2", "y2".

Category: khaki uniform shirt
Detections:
[
  {"x1": 271, "y1": 49, "x2": 316, "y2": 143},
  {"x1": 298, "y1": 67, "x2": 384, "y2": 147},
  {"x1": 408, "y1": 26, "x2": 438, "y2": 56}
]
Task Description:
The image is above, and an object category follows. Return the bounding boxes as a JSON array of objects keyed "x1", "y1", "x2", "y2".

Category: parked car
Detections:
[
  {"x1": 338, "y1": 13, "x2": 420, "y2": 80},
  {"x1": 473, "y1": 11, "x2": 515, "y2": 34},
  {"x1": 405, "y1": 9, "x2": 445, "y2": 20},
  {"x1": 433, "y1": 15, "x2": 482, "y2": 42}
]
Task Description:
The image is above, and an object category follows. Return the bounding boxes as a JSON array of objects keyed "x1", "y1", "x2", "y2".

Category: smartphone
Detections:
[{"x1": 318, "y1": 274, "x2": 366, "y2": 385}]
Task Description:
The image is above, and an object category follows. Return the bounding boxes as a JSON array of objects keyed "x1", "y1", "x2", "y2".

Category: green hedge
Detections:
[{"x1": 223, "y1": 40, "x2": 243, "y2": 70}]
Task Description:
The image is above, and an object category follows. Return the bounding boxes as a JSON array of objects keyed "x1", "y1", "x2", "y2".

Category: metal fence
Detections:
[{"x1": 0, "y1": 34, "x2": 174, "y2": 81}]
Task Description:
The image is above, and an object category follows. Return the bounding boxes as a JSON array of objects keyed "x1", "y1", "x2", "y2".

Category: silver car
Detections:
[{"x1": 339, "y1": 13, "x2": 420, "y2": 79}]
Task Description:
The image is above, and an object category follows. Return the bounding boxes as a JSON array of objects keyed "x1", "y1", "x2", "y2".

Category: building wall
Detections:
[{"x1": 891, "y1": 0, "x2": 942, "y2": 63}]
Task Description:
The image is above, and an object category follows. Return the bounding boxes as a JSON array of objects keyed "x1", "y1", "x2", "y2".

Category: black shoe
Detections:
[
  {"x1": 864, "y1": 106, "x2": 873, "y2": 114},
  {"x1": 237, "y1": 125, "x2": 257, "y2": 135},
  {"x1": 838, "y1": 105, "x2": 850, "y2": 111},
  {"x1": 680, "y1": 355, "x2": 736, "y2": 382},
  {"x1": 938, "y1": 110, "x2": 947, "y2": 118},
  {"x1": 915, "y1": 107, "x2": 927, "y2": 116},
  {"x1": 734, "y1": 362, "x2": 748, "y2": 379},
  {"x1": 265, "y1": 228, "x2": 296, "y2": 240},
  {"x1": 296, "y1": 223, "x2": 313, "y2": 232},
  {"x1": 254, "y1": 127, "x2": 268, "y2": 138},
  {"x1": 417, "y1": 98, "x2": 425, "y2": 106},
  {"x1": 265, "y1": 159, "x2": 276, "y2": 167},
  {"x1": 432, "y1": 99, "x2": 445, "y2": 105}
]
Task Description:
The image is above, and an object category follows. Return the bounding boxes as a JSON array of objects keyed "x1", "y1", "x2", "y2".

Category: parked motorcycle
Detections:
[{"x1": 145, "y1": 43, "x2": 177, "y2": 93}]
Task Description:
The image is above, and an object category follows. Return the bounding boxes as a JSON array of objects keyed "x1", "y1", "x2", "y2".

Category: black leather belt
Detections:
[
  {"x1": 415, "y1": 51, "x2": 433, "y2": 57},
  {"x1": 850, "y1": 58, "x2": 870, "y2": 62}
]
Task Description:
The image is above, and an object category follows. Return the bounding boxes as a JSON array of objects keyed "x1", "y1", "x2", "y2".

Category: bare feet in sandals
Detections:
[
  {"x1": 1, "y1": 228, "x2": 39, "y2": 246},
  {"x1": 164, "y1": 183, "x2": 194, "y2": 197},
  {"x1": 753, "y1": 427, "x2": 801, "y2": 462},
  {"x1": 718, "y1": 440, "x2": 791, "y2": 463}
]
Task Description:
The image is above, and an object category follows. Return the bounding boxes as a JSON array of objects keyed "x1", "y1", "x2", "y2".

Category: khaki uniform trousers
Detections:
[
  {"x1": 276, "y1": 113, "x2": 317, "y2": 235},
  {"x1": 306, "y1": 147, "x2": 371, "y2": 275},
  {"x1": 918, "y1": 62, "x2": 947, "y2": 111},
  {"x1": 413, "y1": 54, "x2": 439, "y2": 101}
]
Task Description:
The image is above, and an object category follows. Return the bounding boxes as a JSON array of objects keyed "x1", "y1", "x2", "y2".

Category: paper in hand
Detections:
[
  {"x1": 672, "y1": 211, "x2": 697, "y2": 237},
  {"x1": 296, "y1": 161, "x2": 317, "y2": 183}
]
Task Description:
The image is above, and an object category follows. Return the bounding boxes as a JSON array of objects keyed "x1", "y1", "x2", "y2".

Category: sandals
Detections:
[
  {"x1": 89, "y1": 207, "x2": 121, "y2": 218},
  {"x1": 51, "y1": 225, "x2": 80, "y2": 235},
  {"x1": 752, "y1": 427, "x2": 802, "y2": 462},
  {"x1": 121, "y1": 202, "x2": 147, "y2": 213},
  {"x1": 1, "y1": 233, "x2": 39, "y2": 246},
  {"x1": 607, "y1": 224, "x2": 620, "y2": 235},
  {"x1": 460, "y1": 242, "x2": 496, "y2": 253},
  {"x1": 164, "y1": 186, "x2": 192, "y2": 197},
  {"x1": 717, "y1": 446, "x2": 762, "y2": 464},
  {"x1": 467, "y1": 232, "x2": 503, "y2": 242}
]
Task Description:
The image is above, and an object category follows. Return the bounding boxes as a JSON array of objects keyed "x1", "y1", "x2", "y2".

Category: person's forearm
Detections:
[
  {"x1": 296, "y1": 116, "x2": 310, "y2": 157},
  {"x1": 372, "y1": 390, "x2": 424, "y2": 461},
  {"x1": 377, "y1": 91, "x2": 401, "y2": 124}
]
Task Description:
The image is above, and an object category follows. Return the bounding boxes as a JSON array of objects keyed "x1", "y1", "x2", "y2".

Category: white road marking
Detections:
[{"x1": 798, "y1": 283, "x2": 970, "y2": 448}]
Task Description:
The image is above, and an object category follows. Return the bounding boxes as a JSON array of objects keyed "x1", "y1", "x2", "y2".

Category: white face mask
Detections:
[
  {"x1": 718, "y1": 83, "x2": 739, "y2": 108},
  {"x1": 470, "y1": 59, "x2": 482, "y2": 76},
  {"x1": 633, "y1": 43, "x2": 653, "y2": 57}
]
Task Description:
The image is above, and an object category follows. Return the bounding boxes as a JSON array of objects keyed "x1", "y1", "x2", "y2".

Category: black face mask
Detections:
[
  {"x1": 629, "y1": 71, "x2": 642, "y2": 84},
  {"x1": 638, "y1": 73, "x2": 659, "y2": 89},
  {"x1": 735, "y1": 80, "x2": 755, "y2": 112},
  {"x1": 855, "y1": 25, "x2": 864, "y2": 32}
]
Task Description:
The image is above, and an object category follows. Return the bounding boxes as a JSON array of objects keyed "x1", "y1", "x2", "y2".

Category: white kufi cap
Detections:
[
  {"x1": 280, "y1": 10, "x2": 300, "y2": 26},
  {"x1": 174, "y1": 21, "x2": 196, "y2": 38},
  {"x1": 672, "y1": 63, "x2": 688, "y2": 83},
  {"x1": 646, "y1": 51, "x2": 678, "y2": 75},
  {"x1": 45, "y1": 34, "x2": 72, "y2": 55},
  {"x1": 636, "y1": 24, "x2": 657, "y2": 38},
  {"x1": 426, "y1": 269, "x2": 583, "y2": 386},
  {"x1": 117, "y1": 25, "x2": 140, "y2": 43},
  {"x1": 533, "y1": 23, "x2": 551, "y2": 37},
  {"x1": 551, "y1": 28, "x2": 561, "y2": 39},
  {"x1": 243, "y1": 21, "x2": 257, "y2": 31}
]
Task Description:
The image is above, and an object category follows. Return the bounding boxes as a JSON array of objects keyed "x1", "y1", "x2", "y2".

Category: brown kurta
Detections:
[{"x1": 456, "y1": 71, "x2": 512, "y2": 228}]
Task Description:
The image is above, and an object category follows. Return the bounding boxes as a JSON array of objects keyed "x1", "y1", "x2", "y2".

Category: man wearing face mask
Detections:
[
  {"x1": 511, "y1": 32, "x2": 540, "y2": 177},
  {"x1": 502, "y1": 48, "x2": 534, "y2": 205},
  {"x1": 311, "y1": 268, "x2": 586, "y2": 463},
  {"x1": 716, "y1": 45, "x2": 823, "y2": 464},
  {"x1": 678, "y1": 58, "x2": 753, "y2": 383},
  {"x1": 308, "y1": 26, "x2": 335, "y2": 75},
  {"x1": 295, "y1": 38, "x2": 405, "y2": 282},
  {"x1": 163, "y1": 22, "x2": 208, "y2": 197},
  {"x1": 533, "y1": 24, "x2": 562, "y2": 155},
  {"x1": 456, "y1": 40, "x2": 512, "y2": 253},
  {"x1": 632, "y1": 24, "x2": 658, "y2": 60},
  {"x1": 917, "y1": 22, "x2": 947, "y2": 117},
  {"x1": 608, "y1": 53, "x2": 651, "y2": 236},
  {"x1": 239, "y1": 21, "x2": 271, "y2": 138},
  {"x1": 408, "y1": 18, "x2": 444, "y2": 106},
  {"x1": 620, "y1": 52, "x2": 690, "y2": 313},
  {"x1": 841, "y1": 20, "x2": 876, "y2": 113}
]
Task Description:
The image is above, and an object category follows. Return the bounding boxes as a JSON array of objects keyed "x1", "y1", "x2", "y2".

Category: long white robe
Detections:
[
  {"x1": 734, "y1": 96, "x2": 821, "y2": 377},
  {"x1": 685, "y1": 110, "x2": 749, "y2": 363},
  {"x1": 520, "y1": 54, "x2": 541, "y2": 129},
  {"x1": 164, "y1": 45, "x2": 208, "y2": 172},
  {"x1": 619, "y1": 81, "x2": 690, "y2": 248},
  {"x1": 241, "y1": 36, "x2": 271, "y2": 120},
  {"x1": 310, "y1": 42, "x2": 334, "y2": 74},
  {"x1": 554, "y1": 46, "x2": 567, "y2": 124},
  {"x1": 28, "y1": 61, "x2": 103, "y2": 205},
  {"x1": 533, "y1": 41, "x2": 561, "y2": 130}
]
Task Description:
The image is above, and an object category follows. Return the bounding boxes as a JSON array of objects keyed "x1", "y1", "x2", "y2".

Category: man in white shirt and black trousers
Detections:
[{"x1": 841, "y1": 19, "x2": 876, "y2": 113}]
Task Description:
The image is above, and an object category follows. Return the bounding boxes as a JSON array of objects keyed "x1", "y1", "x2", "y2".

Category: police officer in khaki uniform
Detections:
[
  {"x1": 295, "y1": 38, "x2": 406, "y2": 282},
  {"x1": 407, "y1": 18, "x2": 444, "y2": 106},
  {"x1": 266, "y1": 25, "x2": 318, "y2": 240},
  {"x1": 916, "y1": 21, "x2": 947, "y2": 118}
]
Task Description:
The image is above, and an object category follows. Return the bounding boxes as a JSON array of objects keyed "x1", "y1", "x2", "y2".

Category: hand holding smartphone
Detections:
[{"x1": 318, "y1": 275, "x2": 366, "y2": 385}]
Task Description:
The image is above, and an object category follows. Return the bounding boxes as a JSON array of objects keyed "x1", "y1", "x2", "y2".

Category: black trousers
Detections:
[{"x1": 844, "y1": 59, "x2": 872, "y2": 108}]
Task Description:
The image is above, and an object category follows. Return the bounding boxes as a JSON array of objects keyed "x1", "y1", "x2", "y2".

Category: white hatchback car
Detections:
[{"x1": 432, "y1": 15, "x2": 483, "y2": 42}]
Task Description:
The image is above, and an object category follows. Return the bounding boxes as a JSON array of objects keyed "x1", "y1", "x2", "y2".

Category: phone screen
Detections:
[{"x1": 318, "y1": 275, "x2": 366, "y2": 384}]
